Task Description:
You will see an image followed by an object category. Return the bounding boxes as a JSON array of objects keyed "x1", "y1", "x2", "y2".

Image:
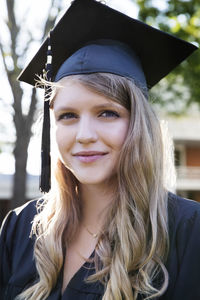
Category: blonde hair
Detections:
[{"x1": 17, "y1": 73, "x2": 169, "y2": 300}]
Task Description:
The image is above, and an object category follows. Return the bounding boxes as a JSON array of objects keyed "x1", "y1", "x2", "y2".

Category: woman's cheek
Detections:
[
  {"x1": 56, "y1": 126, "x2": 74, "y2": 153},
  {"x1": 56, "y1": 128, "x2": 67, "y2": 154}
]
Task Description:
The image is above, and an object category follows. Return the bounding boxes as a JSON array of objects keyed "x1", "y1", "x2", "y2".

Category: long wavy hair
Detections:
[{"x1": 17, "y1": 73, "x2": 169, "y2": 300}]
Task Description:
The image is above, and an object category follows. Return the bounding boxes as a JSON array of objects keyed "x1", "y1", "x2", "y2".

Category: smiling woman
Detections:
[
  {"x1": 0, "y1": 0, "x2": 200, "y2": 300},
  {"x1": 53, "y1": 77, "x2": 130, "y2": 186}
]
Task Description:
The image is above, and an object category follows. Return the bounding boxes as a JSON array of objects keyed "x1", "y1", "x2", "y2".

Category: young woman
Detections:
[{"x1": 1, "y1": 1, "x2": 200, "y2": 300}]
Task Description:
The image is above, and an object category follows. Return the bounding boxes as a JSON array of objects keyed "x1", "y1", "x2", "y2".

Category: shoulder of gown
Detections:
[
  {"x1": 0, "y1": 199, "x2": 104, "y2": 300},
  {"x1": 0, "y1": 199, "x2": 39, "y2": 300},
  {"x1": 163, "y1": 192, "x2": 200, "y2": 300},
  {"x1": 1, "y1": 194, "x2": 200, "y2": 300}
]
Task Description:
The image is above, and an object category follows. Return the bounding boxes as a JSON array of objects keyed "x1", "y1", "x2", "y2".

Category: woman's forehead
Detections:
[
  {"x1": 53, "y1": 81, "x2": 123, "y2": 109},
  {"x1": 51, "y1": 79, "x2": 127, "y2": 115}
]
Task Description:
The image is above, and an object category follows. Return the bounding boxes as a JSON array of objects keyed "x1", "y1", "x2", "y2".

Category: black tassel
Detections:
[{"x1": 40, "y1": 31, "x2": 53, "y2": 193}]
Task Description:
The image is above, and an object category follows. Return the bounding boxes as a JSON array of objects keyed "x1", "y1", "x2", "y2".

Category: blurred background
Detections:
[{"x1": 0, "y1": 0, "x2": 200, "y2": 224}]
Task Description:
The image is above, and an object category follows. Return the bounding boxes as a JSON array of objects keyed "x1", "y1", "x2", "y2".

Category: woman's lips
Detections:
[{"x1": 73, "y1": 151, "x2": 107, "y2": 163}]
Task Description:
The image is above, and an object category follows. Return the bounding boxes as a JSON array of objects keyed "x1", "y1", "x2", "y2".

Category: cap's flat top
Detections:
[{"x1": 18, "y1": 0, "x2": 197, "y2": 88}]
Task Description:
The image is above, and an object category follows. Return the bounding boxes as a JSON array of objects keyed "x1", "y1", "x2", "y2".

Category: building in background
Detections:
[{"x1": 167, "y1": 115, "x2": 200, "y2": 202}]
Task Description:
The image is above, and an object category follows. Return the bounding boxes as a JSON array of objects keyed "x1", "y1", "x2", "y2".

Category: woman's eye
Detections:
[
  {"x1": 57, "y1": 112, "x2": 77, "y2": 121},
  {"x1": 99, "y1": 110, "x2": 120, "y2": 118}
]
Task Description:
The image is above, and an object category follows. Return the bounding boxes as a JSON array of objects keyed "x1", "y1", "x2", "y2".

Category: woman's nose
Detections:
[{"x1": 76, "y1": 116, "x2": 98, "y2": 144}]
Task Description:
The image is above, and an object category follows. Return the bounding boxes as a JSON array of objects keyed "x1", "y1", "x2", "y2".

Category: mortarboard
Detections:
[{"x1": 17, "y1": 0, "x2": 198, "y2": 192}]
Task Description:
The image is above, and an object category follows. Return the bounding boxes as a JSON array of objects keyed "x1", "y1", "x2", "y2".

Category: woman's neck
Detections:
[{"x1": 79, "y1": 181, "x2": 116, "y2": 230}]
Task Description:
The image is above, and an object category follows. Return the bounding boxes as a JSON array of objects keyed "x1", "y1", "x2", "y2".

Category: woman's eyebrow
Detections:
[
  {"x1": 53, "y1": 105, "x2": 77, "y2": 112},
  {"x1": 54, "y1": 102, "x2": 120, "y2": 111},
  {"x1": 93, "y1": 103, "x2": 122, "y2": 109}
]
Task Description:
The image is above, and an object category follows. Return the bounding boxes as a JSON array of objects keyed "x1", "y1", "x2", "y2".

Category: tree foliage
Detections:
[{"x1": 135, "y1": 0, "x2": 200, "y2": 113}]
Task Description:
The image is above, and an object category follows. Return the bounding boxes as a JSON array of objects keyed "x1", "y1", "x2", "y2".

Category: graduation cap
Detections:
[{"x1": 18, "y1": 0, "x2": 198, "y2": 193}]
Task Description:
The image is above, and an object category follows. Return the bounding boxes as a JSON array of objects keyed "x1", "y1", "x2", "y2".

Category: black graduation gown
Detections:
[{"x1": 1, "y1": 193, "x2": 200, "y2": 300}]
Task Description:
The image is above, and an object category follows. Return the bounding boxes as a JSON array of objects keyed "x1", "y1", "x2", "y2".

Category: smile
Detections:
[{"x1": 73, "y1": 151, "x2": 108, "y2": 163}]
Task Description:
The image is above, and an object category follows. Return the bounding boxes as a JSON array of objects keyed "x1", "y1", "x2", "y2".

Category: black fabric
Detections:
[
  {"x1": 17, "y1": 0, "x2": 197, "y2": 88},
  {"x1": 1, "y1": 193, "x2": 200, "y2": 300},
  {"x1": 54, "y1": 39, "x2": 147, "y2": 91}
]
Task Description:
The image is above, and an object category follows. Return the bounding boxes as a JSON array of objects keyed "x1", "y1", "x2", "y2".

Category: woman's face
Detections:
[{"x1": 53, "y1": 79, "x2": 130, "y2": 186}]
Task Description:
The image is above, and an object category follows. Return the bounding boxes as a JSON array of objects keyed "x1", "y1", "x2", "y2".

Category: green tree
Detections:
[{"x1": 135, "y1": 0, "x2": 200, "y2": 114}]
